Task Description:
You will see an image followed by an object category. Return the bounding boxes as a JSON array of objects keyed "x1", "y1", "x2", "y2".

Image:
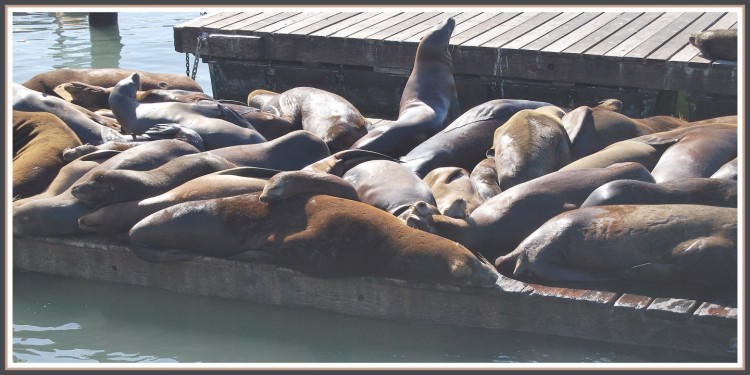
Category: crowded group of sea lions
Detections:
[{"x1": 12, "y1": 18, "x2": 738, "y2": 292}]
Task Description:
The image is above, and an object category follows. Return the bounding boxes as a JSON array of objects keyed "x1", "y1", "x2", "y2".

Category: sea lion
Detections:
[
  {"x1": 470, "y1": 157, "x2": 502, "y2": 201},
  {"x1": 257, "y1": 87, "x2": 368, "y2": 152},
  {"x1": 351, "y1": 18, "x2": 459, "y2": 158},
  {"x1": 711, "y1": 157, "x2": 738, "y2": 181},
  {"x1": 490, "y1": 108, "x2": 572, "y2": 190},
  {"x1": 13, "y1": 83, "x2": 127, "y2": 144},
  {"x1": 78, "y1": 167, "x2": 277, "y2": 237},
  {"x1": 303, "y1": 149, "x2": 398, "y2": 177},
  {"x1": 13, "y1": 150, "x2": 119, "y2": 208},
  {"x1": 247, "y1": 89, "x2": 279, "y2": 109},
  {"x1": 561, "y1": 103, "x2": 688, "y2": 161},
  {"x1": 404, "y1": 162, "x2": 655, "y2": 260},
  {"x1": 342, "y1": 160, "x2": 437, "y2": 220},
  {"x1": 495, "y1": 204, "x2": 737, "y2": 289},
  {"x1": 13, "y1": 139, "x2": 201, "y2": 237},
  {"x1": 219, "y1": 102, "x2": 300, "y2": 141},
  {"x1": 53, "y1": 81, "x2": 214, "y2": 110},
  {"x1": 400, "y1": 99, "x2": 553, "y2": 177},
  {"x1": 23, "y1": 68, "x2": 203, "y2": 95},
  {"x1": 70, "y1": 130, "x2": 330, "y2": 209},
  {"x1": 259, "y1": 170, "x2": 360, "y2": 204},
  {"x1": 12, "y1": 111, "x2": 82, "y2": 199},
  {"x1": 423, "y1": 167, "x2": 483, "y2": 219},
  {"x1": 560, "y1": 139, "x2": 667, "y2": 171},
  {"x1": 647, "y1": 124, "x2": 736, "y2": 182},
  {"x1": 688, "y1": 115, "x2": 737, "y2": 127},
  {"x1": 108, "y1": 73, "x2": 266, "y2": 148},
  {"x1": 689, "y1": 29, "x2": 737, "y2": 61},
  {"x1": 581, "y1": 178, "x2": 737, "y2": 208},
  {"x1": 129, "y1": 193, "x2": 499, "y2": 287}
]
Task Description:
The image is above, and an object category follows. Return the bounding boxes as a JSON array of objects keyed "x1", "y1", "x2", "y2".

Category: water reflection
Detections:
[{"x1": 89, "y1": 13, "x2": 123, "y2": 68}]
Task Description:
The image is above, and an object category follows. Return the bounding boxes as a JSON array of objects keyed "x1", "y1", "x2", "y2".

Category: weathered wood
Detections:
[
  {"x1": 311, "y1": 12, "x2": 382, "y2": 37},
  {"x1": 483, "y1": 12, "x2": 560, "y2": 49},
  {"x1": 12, "y1": 235, "x2": 737, "y2": 358},
  {"x1": 503, "y1": 12, "x2": 581, "y2": 50},
  {"x1": 393, "y1": 12, "x2": 462, "y2": 43},
  {"x1": 604, "y1": 12, "x2": 684, "y2": 58},
  {"x1": 542, "y1": 12, "x2": 622, "y2": 53},
  {"x1": 585, "y1": 12, "x2": 663, "y2": 56},
  {"x1": 646, "y1": 298, "x2": 700, "y2": 320},
  {"x1": 626, "y1": 12, "x2": 703, "y2": 60},
  {"x1": 349, "y1": 12, "x2": 421, "y2": 39},
  {"x1": 453, "y1": 12, "x2": 522, "y2": 47},
  {"x1": 521, "y1": 12, "x2": 602, "y2": 51},
  {"x1": 330, "y1": 12, "x2": 402, "y2": 38},
  {"x1": 204, "y1": 34, "x2": 263, "y2": 60},
  {"x1": 203, "y1": 12, "x2": 261, "y2": 30},
  {"x1": 647, "y1": 12, "x2": 726, "y2": 62},
  {"x1": 449, "y1": 12, "x2": 505, "y2": 45},
  {"x1": 290, "y1": 12, "x2": 361, "y2": 36},
  {"x1": 684, "y1": 13, "x2": 737, "y2": 65},
  {"x1": 251, "y1": 12, "x2": 311, "y2": 33},
  {"x1": 562, "y1": 12, "x2": 643, "y2": 55}
]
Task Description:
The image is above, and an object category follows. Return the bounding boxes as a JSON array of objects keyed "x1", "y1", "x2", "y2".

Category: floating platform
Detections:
[
  {"x1": 173, "y1": 10, "x2": 738, "y2": 120},
  {"x1": 13, "y1": 235, "x2": 738, "y2": 359}
]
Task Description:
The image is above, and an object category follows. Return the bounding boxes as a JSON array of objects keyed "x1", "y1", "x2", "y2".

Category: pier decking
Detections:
[
  {"x1": 13, "y1": 235, "x2": 738, "y2": 359},
  {"x1": 173, "y1": 10, "x2": 738, "y2": 120}
]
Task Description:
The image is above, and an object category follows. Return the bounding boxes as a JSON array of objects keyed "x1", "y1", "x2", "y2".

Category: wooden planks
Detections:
[
  {"x1": 173, "y1": 11, "x2": 738, "y2": 95},
  {"x1": 12, "y1": 235, "x2": 738, "y2": 358}
]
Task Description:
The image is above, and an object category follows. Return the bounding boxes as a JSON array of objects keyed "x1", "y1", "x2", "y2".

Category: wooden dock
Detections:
[
  {"x1": 13, "y1": 235, "x2": 738, "y2": 359},
  {"x1": 173, "y1": 10, "x2": 738, "y2": 120}
]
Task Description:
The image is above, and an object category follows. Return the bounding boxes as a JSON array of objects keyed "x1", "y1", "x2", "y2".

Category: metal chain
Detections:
[{"x1": 186, "y1": 32, "x2": 208, "y2": 80}]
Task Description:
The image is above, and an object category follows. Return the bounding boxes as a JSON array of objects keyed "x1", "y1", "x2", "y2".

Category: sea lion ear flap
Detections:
[
  {"x1": 486, "y1": 148, "x2": 495, "y2": 158},
  {"x1": 560, "y1": 106, "x2": 594, "y2": 145}
]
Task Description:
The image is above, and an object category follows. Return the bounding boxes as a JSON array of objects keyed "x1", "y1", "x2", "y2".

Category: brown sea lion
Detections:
[
  {"x1": 399, "y1": 99, "x2": 553, "y2": 178},
  {"x1": 303, "y1": 149, "x2": 398, "y2": 177},
  {"x1": 647, "y1": 124, "x2": 736, "y2": 182},
  {"x1": 12, "y1": 111, "x2": 82, "y2": 199},
  {"x1": 495, "y1": 204, "x2": 737, "y2": 289},
  {"x1": 108, "y1": 73, "x2": 266, "y2": 148},
  {"x1": 78, "y1": 167, "x2": 277, "y2": 237},
  {"x1": 423, "y1": 167, "x2": 483, "y2": 219},
  {"x1": 581, "y1": 178, "x2": 737, "y2": 208},
  {"x1": 12, "y1": 139, "x2": 201, "y2": 237},
  {"x1": 247, "y1": 89, "x2": 279, "y2": 109},
  {"x1": 70, "y1": 130, "x2": 330, "y2": 209},
  {"x1": 257, "y1": 87, "x2": 368, "y2": 152},
  {"x1": 13, "y1": 83, "x2": 127, "y2": 144},
  {"x1": 689, "y1": 29, "x2": 737, "y2": 61},
  {"x1": 469, "y1": 157, "x2": 502, "y2": 201},
  {"x1": 342, "y1": 160, "x2": 437, "y2": 220},
  {"x1": 561, "y1": 102, "x2": 689, "y2": 161},
  {"x1": 53, "y1": 81, "x2": 214, "y2": 110},
  {"x1": 351, "y1": 18, "x2": 459, "y2": 158},
  {"x1": 129, "y1": 193, "x2": 499, "y2": 287},
  {"x1": 490, "y1": 108, "x2": 572, "y2": 190},
  {"x1": 404, "y1": 162, "x2": 655, "y2": 260},
  {"x1": 219, "y1": 103, "x2": 300, "y2": 141},
  {"x1": 259, "y1": 170, "x2": 360, "y2": 204},
  {"x1": 711, "y1": 157, "x2": 738, "y2": 181},
  {"x1": 22, "y1": 68, "x2": 203, "y2": 95}
]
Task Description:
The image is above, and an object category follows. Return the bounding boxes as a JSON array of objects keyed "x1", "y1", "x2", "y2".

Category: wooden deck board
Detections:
[
  {"x1": 685, "y1": 13, "x2": 737, "y2": 65},
  {"x1": 460, "y1": 12, "x2": 527, "y2": 48},
  {"x1": 522, "y1": 12, "x2": 602, "y2": 51},
  {"x1": 504, "y1": 12, "x2": 582, "y2": 50},
  {"x1": 399, "y1": 12, "x2": 465, "y2": 43},
  {"x1": 203, "y1": 12, "x2": 261, "y2": 30},
  {"x1": 603, "y1": 12, "x2": 684, "y2": 58},
  {"x1": 273, "y1": 12, "x2": 342, "y2": 35},
  {"x1": 448, "y1": 12, "x2": 506, "y2": 45},
  {"x1": 251, "y1": 12, "x2": 316, "y2": 33},
  {"x1": 348, "y1": 12, "x2": 421, "y2": 40},
  {"x1": 365, "y1": 12, "x2": 442, "y2": 41},
  {"x1": 290, "y1": 12, "x2": 361, "y2": 36},
  {"x1": 584, "y1": 12, "x2": 663, "y2": 56},
  {"x1": 647, "y1": 12, "x2": 726, "y2": 62},
  {"x1": 12, "y1": 235, "x2": 738, "y2": 358},
  {"x1": 310, "y1": 12, "x2": 382, "y2": 37},
  {"x1": 562, "y1": 12, "x2": 643, "y2": 55},
  {"x1": 542, "y1": 12, "x2": 622, "y2": 54},
  {"x1": 452, "y1": 12, "x2": 522, "y2": 47},
  {"x1": 484, "y1": 12, "x2": 559, "y2": 48},
  {"x1": 224, "y1": 12, "x2": 288, "y2": 32},
  {"x1": 625, "y1": 12, "x2": 703, "y2": 60},
  {"x1": 329, "y1": 12, "x2": 402, "y2": 38},
  {"x1": 179, "y1": 12, "x2": 239, "y2": 29}
]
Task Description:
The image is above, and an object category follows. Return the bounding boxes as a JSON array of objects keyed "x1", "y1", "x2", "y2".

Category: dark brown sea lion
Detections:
[
  {"x1": 13, "y1": 83, "x2": 127, "y2": 144},
  {"x1": 469, "y1": 157, "x2": 502, "y2": 201},
  {"x1": 423, "y1": 167, "x2": 483, "y2": 219},
  {"x1": 495, "y1": 204, "x2": 737, "y2": 289},
  {"x1": 129, "y1": 193, "x2": 499, "y2": 287},
  {"x1": 351, "y1": 18, "x2": 459, "y2": 158},
  {"x1": 342, "y1": 160, "x2": 437, "y2": 220},
  {"x1": 12, "y1": 139, "x2": 201, "y2": 237},
  {"x1": 259, "y1": 170, "x2": 359, "y2": 204},
  {"x1": 688, "y1": 115, "x2": 737, "y2": 127},
  {"x1": 581, "y1": 178, "x2": 737, "y2": 208},
  {"x1": 12, "y1": 111, "x2": 82, "y2": 199},
  {"x1": 219, "y1": 102, "x2": 300, "y2": 141},
  {"x1": 689, "y1": 29, "x2": 737, "y2": 61},
  {"x1": 400, "y1": 99, "x2": 553, "y2": 178},
  {"x1": 53, "y1": 81, "x2": 214, "y2": 110},
  {"x1": 490, "y1": 108, "x2": 572, "y2": 190},
  {"x1": 108, "y1": 73, "x2": 266, "y2": 148},
  {"x1": 404, "y1": 162, "x2": 655, "y2": 260},
  {"x1": 23, "y1": 68, "x2": 203, "y2": 95},
  {"x1": 70, "y1": 130, "x2": 330, "y2": 209},
  {"x1": 561, "y1": 103, "x2": 689, "y2": 161},
  {"x1": 78, "y1": 167, "x2": 277, "y2": 237},
  {"x1": 647, "y1": 124, "x2": 736, "y2": 182},
  {"x1": 256, "y1": 87, "x2": 368, "y2": 152},
  {"x1": 711, "y1": 157, "x2": 738, "y2": 181}
]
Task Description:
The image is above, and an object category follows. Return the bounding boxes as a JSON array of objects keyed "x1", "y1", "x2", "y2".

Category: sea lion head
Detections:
[{"x1": 415, "y1": 17, "x2": 456, "y2": 65}]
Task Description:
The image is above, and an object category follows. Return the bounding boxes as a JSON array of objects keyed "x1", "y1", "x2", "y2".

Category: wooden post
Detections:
[{"x1": 89, "y1": 13, "x2": 118, "y2": 27}]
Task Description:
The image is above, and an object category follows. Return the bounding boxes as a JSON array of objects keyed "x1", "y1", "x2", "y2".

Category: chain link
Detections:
[
  {"x1": 185, "y1": 32, "x2": 208, "y2": 80},
  {"x1": 185, "y1": 53, "x2": 191, "y2": 77}
]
